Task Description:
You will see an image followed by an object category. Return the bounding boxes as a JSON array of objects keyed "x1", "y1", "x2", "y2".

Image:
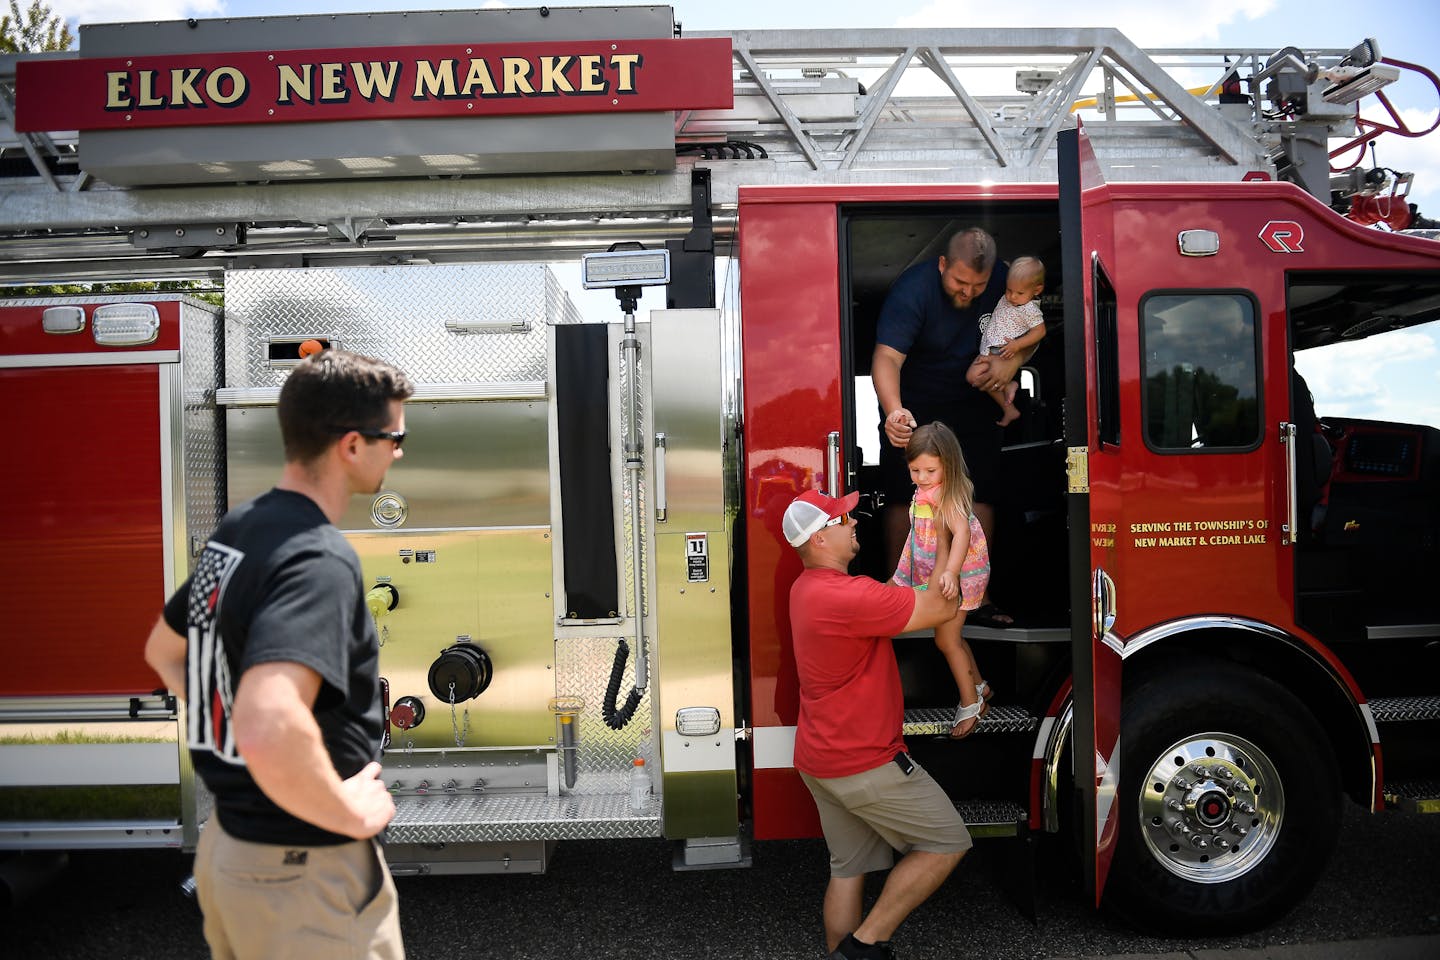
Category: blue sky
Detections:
[{"x1": 43, "y1": 0, "x2": 1440, "y2": 426}]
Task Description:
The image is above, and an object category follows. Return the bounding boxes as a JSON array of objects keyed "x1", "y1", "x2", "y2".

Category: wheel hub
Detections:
[{"x1": 1138, "y1": 733, "x2": 1283, "y2": 883}]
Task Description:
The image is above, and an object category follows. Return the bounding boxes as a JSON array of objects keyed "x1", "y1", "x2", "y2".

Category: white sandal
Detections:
[
  {"x1": 976, "y1": 681, "x2": 993, "y2": 718},
  {"x1": 951, "y1": 699, "x2": 983, "y2": 739}
]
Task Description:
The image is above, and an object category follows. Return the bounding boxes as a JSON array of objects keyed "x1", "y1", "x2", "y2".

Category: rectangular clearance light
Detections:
[
  {"x1": 675, "y1": 706, "x2": 722, "y2": 737},
  {"x1": 581, "y1": 249, "x2": 671, "y2": 289},
  {"x1": 41, "y1": 305, "x2": 86, "y2": 334},
  {"x1": 92, "y1": 302, "x2": 160, "y2": 346}
]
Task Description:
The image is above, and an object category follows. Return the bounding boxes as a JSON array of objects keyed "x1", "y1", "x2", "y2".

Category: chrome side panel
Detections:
[
  {"x1": 650, "y1": 309, "x2": 738, "y2": 840},
  {"x1": 225, "y1": 399, "x2": 551, "y2": 530},
  {"x1": 221, "y1": 264, "x2": 667, "y2": 855},
  {"x1": 223, "y1": 263, "x2": 580, "y2": 388}
]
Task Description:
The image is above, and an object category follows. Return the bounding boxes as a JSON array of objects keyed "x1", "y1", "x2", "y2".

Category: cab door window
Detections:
[{"x1": 1141, "y1": 292, "x2": 1262, "y2": 452}]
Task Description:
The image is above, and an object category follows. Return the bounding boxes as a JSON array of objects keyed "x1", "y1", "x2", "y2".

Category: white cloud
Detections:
[
  {"x1": 1296, "y1": 328, "x2": 1440, "y2": 426},
  {"x1": 894, "y1": 2, "x2": 1278, "y2": 48},
  {"x1": 50, "y1": 1, "x2": 222, "y2": 27}
]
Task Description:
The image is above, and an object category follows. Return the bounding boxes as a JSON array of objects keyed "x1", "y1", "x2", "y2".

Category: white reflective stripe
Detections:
[
  {"x1": 1032, "y1": 715, "x2": 1056, "y2": 759},
  {"x1": 1360, "y1": 702, "x2": 1381, "y2": 744},
  {"x1": 0, "y1": 742, "x2": 179, "y2": 786},
  {"x1": 752, "y1": 725, "x2": 796, "y2": 769},
  {"x1": 0, "y1": 350, "x2": 178, "y2": 369},
  {"x1": 662, "y1": 729, "x2": 736, "y2": 774}
]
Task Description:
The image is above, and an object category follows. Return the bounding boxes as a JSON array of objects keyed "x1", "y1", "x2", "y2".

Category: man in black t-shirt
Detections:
[
  {"x1": 145, "y1": 348, "x2": 413, "y2": 960},
  {"x1": 872, "y1": 228, "x2": 1036, "y2": 620}
]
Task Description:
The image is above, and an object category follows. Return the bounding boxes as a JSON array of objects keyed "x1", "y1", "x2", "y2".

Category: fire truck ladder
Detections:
[{"x1": 0, "y1": 29, "x2": 1389, "y2": 283}]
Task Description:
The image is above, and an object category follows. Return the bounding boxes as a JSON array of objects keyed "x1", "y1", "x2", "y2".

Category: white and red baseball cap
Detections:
[{"x1": 782, "y1": 489, "x2": 860, "y2": 548}]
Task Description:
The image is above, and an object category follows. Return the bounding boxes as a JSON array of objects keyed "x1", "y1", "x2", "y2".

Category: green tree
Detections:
[{"x1": 0, "y1": 0, "x2": 74, "y2": 53}]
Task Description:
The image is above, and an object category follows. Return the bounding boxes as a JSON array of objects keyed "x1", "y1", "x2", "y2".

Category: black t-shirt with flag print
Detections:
[{"x1": 164, "y1": 488, "x2": 383, "y2": 846}]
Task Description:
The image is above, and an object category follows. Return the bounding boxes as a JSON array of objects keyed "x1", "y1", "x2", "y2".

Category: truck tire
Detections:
[{"x1": 1103, "y1": 660, "x2": 1341, "y2": 933}]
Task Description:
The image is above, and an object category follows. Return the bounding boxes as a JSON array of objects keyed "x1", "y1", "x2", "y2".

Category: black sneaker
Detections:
[{"x1": 828, "y1": 933, "x2": 895, "y2": 959}]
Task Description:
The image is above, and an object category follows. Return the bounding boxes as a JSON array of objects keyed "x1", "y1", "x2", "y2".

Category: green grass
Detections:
[
  {"x1": 0, "y1": 785, "x2": 181, "y2": 821},
  {"x1": 0, "y1": 730, "x2": 173, "y2": 745}
]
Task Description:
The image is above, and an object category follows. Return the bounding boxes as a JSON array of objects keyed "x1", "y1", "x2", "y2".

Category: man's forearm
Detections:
[
  {"x1": 236, "y1": 693, "x2": 366, "y2": 837},
  {"x1": 143, "y1": 617, "x2": 188, "y2": 699},
  {"x1": 871, "y1": 348, "x2": 904, "y2": 415}
]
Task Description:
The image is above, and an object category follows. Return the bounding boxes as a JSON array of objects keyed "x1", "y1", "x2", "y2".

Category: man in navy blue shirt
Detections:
[{"x1": 871, "y1": 227, "x2": 1034, "y2": 620}]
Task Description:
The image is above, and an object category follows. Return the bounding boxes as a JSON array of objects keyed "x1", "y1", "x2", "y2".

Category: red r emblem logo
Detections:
[{"x1": 1260, "y1": 220, "x2": 1305, "y2": 253}]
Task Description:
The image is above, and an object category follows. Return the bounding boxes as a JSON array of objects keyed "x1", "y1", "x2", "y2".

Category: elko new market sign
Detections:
[{"x1": 15, "y1": 37, "x2": 733, "y2": 131}]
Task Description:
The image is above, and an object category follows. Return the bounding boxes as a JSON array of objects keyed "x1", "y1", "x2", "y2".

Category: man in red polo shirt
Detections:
[{"x1": 783, "y1": 489, "x2": 972, "y2": 960}]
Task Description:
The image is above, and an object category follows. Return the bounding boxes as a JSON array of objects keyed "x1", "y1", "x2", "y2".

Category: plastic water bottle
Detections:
[{"x1": 628, "y1": 757, "x2": 651, "y2": 814}]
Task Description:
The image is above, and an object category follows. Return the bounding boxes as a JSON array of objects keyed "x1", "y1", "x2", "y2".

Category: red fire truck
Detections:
[{"x1": 2, "y1": 6, "x2": 1438, "y2": 931}]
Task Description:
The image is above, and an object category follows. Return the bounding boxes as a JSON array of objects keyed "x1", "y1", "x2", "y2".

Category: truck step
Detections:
[
  {"x1": 387, "y1": 791, "x2": 662, "y2": 845},
  {"x1": 903, "y1": 703, "x2": 1040, "y2": 737},
  {"x1": 1383, "y1": 779, "x2": 1440, "y2": 814},
  {"x1": 954, "y1": 799, "x2": 1028, "y2": 838},
  {"x1": 1369, "y1": 695, "x2": 1440, "y2": 723}
]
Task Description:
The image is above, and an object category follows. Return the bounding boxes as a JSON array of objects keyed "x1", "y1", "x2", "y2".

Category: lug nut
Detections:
[
  {"x1": 1232, "y1": 824, "x2": 1248, "y2": 837},
  {"x1": 1214, "y1": 837, "x2": 1231, "y2": 850},
  {"x1": 1169, "y1": 819, "x2": 1191, "y2": 835},
  {"x1": 1236, "y1": 801, "x2": 1256, "y2": 815},
  {"x1": 1215, "y1": 767, "x2": 1234, "y2": 781},
  {"x1": 1174, "y1": 776, "x2": 1192, "y2": 790},
  {"x1": 1191, "y1": 763, "x2": 1208, "y2": 776},
  {"x1": 1234, "y1": 781, "x2": 1251, "y2": 793},
  {"x1": 1167, "y1": 799, "x2": 1186, "y2": 812},
  {"x1": 1190, "y1": 835, "x2": 1210, "y2": 848}
]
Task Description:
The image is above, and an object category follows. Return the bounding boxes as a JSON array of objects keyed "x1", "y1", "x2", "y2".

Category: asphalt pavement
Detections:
[{"x1": 3, "y1": 801, "x2": 1437, "y2": 958}]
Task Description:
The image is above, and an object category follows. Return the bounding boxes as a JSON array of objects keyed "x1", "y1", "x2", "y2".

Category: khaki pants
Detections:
[{"x1": 194, "y1": 819, "x2": 404, "y2": 960}]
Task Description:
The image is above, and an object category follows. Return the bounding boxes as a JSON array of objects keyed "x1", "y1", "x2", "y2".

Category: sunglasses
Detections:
[
  {"x1": 337, "y1": 427, "x2": 407, "y2": 449},
  {"x1": 822, "y1": 513, "x2": 850, "y2": 528}
]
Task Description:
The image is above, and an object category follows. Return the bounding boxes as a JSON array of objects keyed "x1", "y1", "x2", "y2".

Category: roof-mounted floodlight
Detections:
[
  {"x1": 1321, "y1": 63, "x2": 1400, "y2": 105},
  {"x1": 580, "y1": 248, "x2": 670, "y2": 290},
  {"x1": 1340, "y1": 39, "x2": 1381, "y2": 69}
]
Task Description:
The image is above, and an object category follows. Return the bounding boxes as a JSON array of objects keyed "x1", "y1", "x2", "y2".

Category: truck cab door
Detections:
[{"x1": 1059, "y1": 122, "x2": 1124, "y2": 905}]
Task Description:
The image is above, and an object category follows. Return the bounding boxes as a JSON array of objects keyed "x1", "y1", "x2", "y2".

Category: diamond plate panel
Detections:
[
  {"x1": 179, "y1": 300, "x2": 225, "y2": 552},
  {"x1": 1384, "y1": 778, "x2": 1440, "y2": 800},
  {"x1": 954, "y1": 799, "x2": 1027, "y2": 830},
  {"x1": 1370, "y1": 696, "x2": 1440, "y2": 723},
  {"x1": 223, "y1": 263, "x2": 582, "y2": 388},
  {"x1": 902, "y1": 704, "x2": 1039, "y2": 737},
  {"x1": 554, "y1": 636, "x2": 657, "y2": 796},
  {"x1": 388, "y1": 791, "x2": 661, "y2": 844}
]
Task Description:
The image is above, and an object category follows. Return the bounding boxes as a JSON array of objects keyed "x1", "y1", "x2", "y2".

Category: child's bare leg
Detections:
[
  {"x1": 994, "y1": 381, "x2": 1020, "y2": 427},
  {"x1": 934, "y1": 615, "x2": 979, "y2": 737},
  {"x1": 958, "y1": 635, "x2": 990, "y2": 716},
  {"x1": 965, "y1": 357, "x2": 990, "y2": 390}
]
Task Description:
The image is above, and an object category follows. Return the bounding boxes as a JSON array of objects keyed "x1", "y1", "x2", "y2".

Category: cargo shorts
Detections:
[
  {"x1": 800, "y1": 753, "x2": 972, "y2": 877},
  {"x1": 194, "y1": 818, "x2": 404, "y2": 960}
]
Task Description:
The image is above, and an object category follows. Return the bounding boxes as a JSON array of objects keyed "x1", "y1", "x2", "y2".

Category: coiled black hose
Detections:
[{"x1": 602, "y1": 638, "x2": 643, "y2": 730}]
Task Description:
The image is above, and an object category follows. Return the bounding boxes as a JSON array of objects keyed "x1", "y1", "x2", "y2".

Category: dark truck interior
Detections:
[
  {"x1": 838, "y1": 201, "x2": 1071, "y2": 739},
  {"x1": 1289, "y1": 272, "x2": 1440, "y2": 702}
]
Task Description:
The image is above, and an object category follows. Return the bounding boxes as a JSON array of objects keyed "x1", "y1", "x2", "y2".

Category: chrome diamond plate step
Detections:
[
  {"x1": 387, "y1": 792, "x2": 662, "y2": 845},
  {"x1": 954, "y1": 799, "x2": 1028, "y2": 838},
  {"x1": 903, "y1": 703, "x2": 1039, "y2": 737},
  {"x1": 1383, "y1": 779, "x2": 1440, "y2": 814},
  {"x1": 1369, "y1": 696, "x2": 1440, "y2": 723}
]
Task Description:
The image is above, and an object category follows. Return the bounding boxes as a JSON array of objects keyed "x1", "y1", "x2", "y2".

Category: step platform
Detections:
[
  {"x1": 902, "y1": 703, "x2": 1040, "y2": 737},
  {"x1": 388, "y1": 791, "x2": 662, "y2": 845},
  {"x1": 1383, "y1": 779, "x2": 1440, "y2": 814}
]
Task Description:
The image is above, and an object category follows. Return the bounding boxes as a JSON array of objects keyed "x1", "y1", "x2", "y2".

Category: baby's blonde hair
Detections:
[
  {"x1": 905, "y1": 421, "x2": 975, "y2": 528},
  {"x1": 1008, "y1": 256, "x2": 1045, "y2": 288}
]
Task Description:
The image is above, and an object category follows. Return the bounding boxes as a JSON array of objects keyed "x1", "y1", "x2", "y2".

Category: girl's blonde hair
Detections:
[{"x1": 905, "y1": 421, "x2": 974, "y2": 528}]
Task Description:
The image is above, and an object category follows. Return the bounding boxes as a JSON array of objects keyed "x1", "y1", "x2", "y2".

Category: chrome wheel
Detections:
[{"x1": 1138, "y1": 732, "x2": 1283, "y2": 883}]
